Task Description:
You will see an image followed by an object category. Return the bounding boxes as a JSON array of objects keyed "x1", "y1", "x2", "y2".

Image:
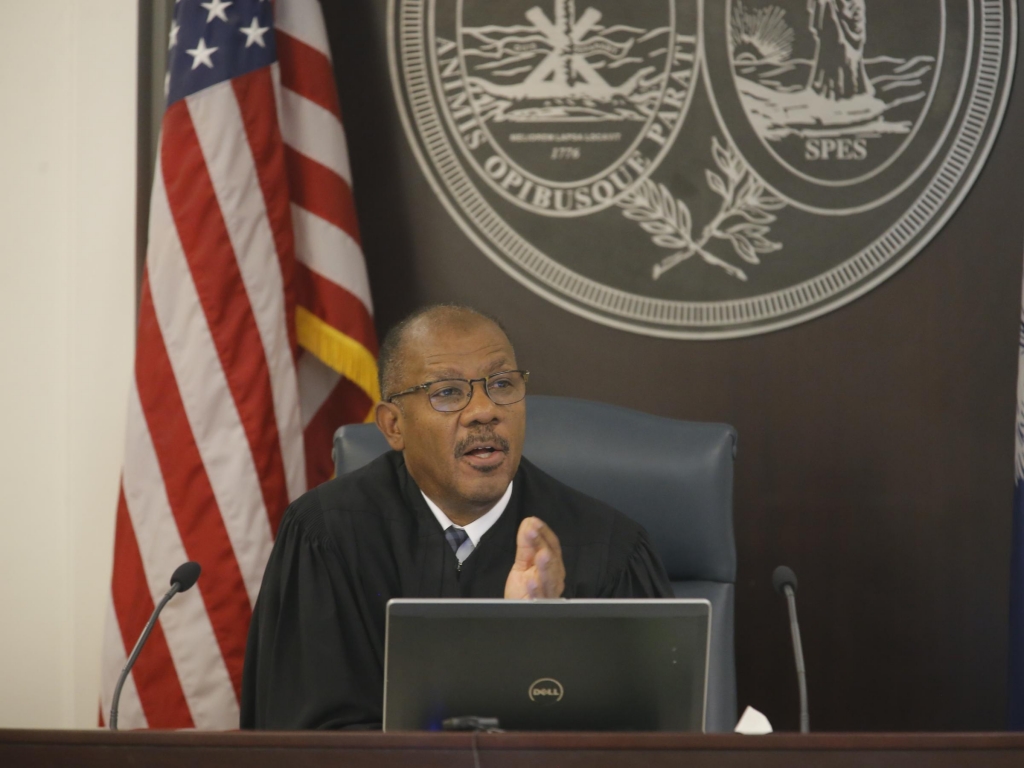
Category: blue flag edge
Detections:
[{"x1": 1009, "y1": 304, "x2": 1024, "y2": 729}]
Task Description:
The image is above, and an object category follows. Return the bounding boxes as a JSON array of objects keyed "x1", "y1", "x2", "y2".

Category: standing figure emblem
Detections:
[
  {"x1": 808, "y1": 0, "x2": 871, "y2": 101},
  {"x1": 720, "y1": 0, "x2": 942, "y2": 203}
]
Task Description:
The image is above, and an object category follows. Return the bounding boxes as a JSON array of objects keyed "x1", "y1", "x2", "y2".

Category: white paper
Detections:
[{"x1": 734, "y1": 705, "x2": 773, "y2": 735}]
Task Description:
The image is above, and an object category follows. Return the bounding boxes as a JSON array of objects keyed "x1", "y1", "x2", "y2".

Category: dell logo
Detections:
[{"x1": 528, "y1": 678, "x2": 564, "y2": 704}]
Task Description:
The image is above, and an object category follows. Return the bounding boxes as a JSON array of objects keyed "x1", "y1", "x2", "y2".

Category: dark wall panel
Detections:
[{"x1": 322, "y1": 0, "x2": 1024, "y2": 731}]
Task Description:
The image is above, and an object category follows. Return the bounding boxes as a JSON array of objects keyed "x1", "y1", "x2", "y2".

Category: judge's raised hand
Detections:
[{"x1": 504, "y1": 517, "x2": 565, "y2": 599}]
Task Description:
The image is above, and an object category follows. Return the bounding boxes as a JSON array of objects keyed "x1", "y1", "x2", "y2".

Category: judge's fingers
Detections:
[
  {"x1": 531, "y1": 522, "x2": 564, "y2": 589},
  {"x1": 535, "y1": 522, "x2": 563, "y2": 561},
  {"x1": 513, "y1": 517, "x2": 547, "y2": 566},
  {"x1": 526, "y1": 577, "x2": 539, "y2": 599},
  {"x1": 512, "y1": 519, "x2": 540, "y2": 569},
  {"x1": 520, "y1": 519, "x2": 565, "y2": 597},
  {"x1": 514, "y1": 521, "x2": 565, "y2": 597},
  {"x1": 534, "y1": 548, "x2": 566, "y2": 598},
  {"x1": 522, "y1": 517, "x2": 562, "y2": 560}
]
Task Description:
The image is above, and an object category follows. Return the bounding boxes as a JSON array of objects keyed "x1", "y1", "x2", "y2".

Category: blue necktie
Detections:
[{"x1": 445, "y1": 526, "x2": 470, "y2": 561}]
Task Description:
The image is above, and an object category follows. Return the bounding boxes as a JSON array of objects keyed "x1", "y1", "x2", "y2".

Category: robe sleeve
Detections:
[
  {"x1": 605, "y1": 526, "x2": 675, "y2": 598},
  {"x1": 240, "y1": 499, "x2": 383, "y2": 730}
]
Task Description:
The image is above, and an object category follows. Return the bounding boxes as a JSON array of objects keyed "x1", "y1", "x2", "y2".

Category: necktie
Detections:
[{"x1": 445, "y1": 526, "x2": 472, "y2": 563}]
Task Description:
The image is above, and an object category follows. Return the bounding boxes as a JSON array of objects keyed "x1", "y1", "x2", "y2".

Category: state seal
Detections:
[{"x1": 389, "y1": 0, "x2": 1015, "y2": 338}]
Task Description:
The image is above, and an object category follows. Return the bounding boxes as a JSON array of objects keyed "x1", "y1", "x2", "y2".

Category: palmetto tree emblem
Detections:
[
  {"x1": 460, "y1": 0, "x2": 666, "y2": 119},
  {"x1": 521, "y1": 0, "x2": 616, "y2": 98}
]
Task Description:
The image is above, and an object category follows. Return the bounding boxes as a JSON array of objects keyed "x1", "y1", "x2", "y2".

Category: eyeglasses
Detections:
[{"x1": 387, "y1": 370, "x2": 529, "y2": 413}]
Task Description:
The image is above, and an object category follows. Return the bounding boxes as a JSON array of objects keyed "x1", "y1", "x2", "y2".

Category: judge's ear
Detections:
[{"x1": 375, "y1": 401, "x2": 406, "y2": 451}]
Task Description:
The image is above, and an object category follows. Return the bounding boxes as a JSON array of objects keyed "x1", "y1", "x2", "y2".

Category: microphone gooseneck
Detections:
[
  {"x1": 772, "y1": 565, "x2": 809, "y2": 734},
  {"x1": 109, "y1": 561, "x2": 202, "y2": 730}
]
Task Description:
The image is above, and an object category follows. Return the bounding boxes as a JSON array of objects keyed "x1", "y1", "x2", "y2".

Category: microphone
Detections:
[
  {"x1": 109, "y1": 561, "x2": 201, "y2": 730},
  {"x1": 772, "y1": 565, "x2": 809, "y2": 733}
]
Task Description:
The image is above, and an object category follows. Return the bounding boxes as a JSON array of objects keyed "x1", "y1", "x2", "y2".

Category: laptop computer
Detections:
[{"x1": 383, "y1": 598, "x2": 711, "y2": 732}]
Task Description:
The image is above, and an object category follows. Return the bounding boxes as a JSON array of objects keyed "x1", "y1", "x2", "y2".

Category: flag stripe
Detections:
[
  {"x1": 277, "y1": 30, "x2": 339, "y2": 119},
  {"x1": 187, "y1": 78, "x2": 307, "y2": 508},
  {"x1": 147, "y1": 158, "x2": 274, "y2": 606},
  {"x1": 110, "y1": 488, "x2": 194, "y2": 728},
  {"x1": 136, "y1": 277, "x2": 251, "y2": 702},
  {"x1": 274, "y1": 0, "x2": 332, "y2": 60},
  {"x1": 292, "y1": 203, "x2": 373, "y2": 313},
  {"x1": 298, "y1": 351, "x2": 341, "y2": 430},
  {"x1": 278, "y1": 84, "x2": 352, "y2": 184},
  {"x1": 162, "y1": 99, "x2": 292, "y2": 535},
  {"x1": 232, "y1": 68, "x2": 302, "y2": 364},
  {"x1": 296, "y1": 262, "x2": 377, "y2": 354},
  {"x1": 123, "y1": 376, "x2": 240, "y2": 728},
  {"x1": 285, "y1": 147, "x2": 361, "y2": 245}
]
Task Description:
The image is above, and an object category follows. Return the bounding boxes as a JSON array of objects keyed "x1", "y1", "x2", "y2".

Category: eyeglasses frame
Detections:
[{"x1": 385, "y1": 369, "x2": 530, "y2": 412}]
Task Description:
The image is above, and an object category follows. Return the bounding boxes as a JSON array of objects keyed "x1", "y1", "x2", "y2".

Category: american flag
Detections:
[{"x1": 100, "y1": 0, "x2": 378, "y2": 729}]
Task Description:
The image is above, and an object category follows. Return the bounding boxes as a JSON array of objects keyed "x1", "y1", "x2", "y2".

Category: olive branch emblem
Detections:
[{"x1": 618, "y1": 137, "x2": 786, "y2": 281}]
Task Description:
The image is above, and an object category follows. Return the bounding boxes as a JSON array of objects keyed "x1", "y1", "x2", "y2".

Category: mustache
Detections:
[{"x1": 454, "y1": 432, "x2": 510, "y2": 458}]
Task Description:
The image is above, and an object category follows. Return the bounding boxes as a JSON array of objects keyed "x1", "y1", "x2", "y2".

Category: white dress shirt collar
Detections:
[{"x1": 421, "y1": 482, "x2": 513, "y2": 547}]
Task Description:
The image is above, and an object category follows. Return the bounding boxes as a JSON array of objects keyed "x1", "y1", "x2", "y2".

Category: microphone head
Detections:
[
  {"x1": 772, "y1": 565, "x2": 798, "y2": 595},
  {"x1": 170, "y1": 561, "x2": 202, "y2": 592}
]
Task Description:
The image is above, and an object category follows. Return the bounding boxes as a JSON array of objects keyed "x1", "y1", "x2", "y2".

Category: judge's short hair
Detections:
[{"x1": 377, "y1": 304, "x2": 512, "y2": 401}]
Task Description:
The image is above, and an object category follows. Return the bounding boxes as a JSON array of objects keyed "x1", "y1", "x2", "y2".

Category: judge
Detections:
[{"x1": 240, "y1": 304, "x2": 672, "y2": 729}]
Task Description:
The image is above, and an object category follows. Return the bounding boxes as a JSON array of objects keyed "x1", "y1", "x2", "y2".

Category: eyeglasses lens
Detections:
[{"x1": 426, "y1": 372, "x2": 526, "y2": 412}]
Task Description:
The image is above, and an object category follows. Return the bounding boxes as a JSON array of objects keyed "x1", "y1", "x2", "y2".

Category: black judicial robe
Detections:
[{"x1": 240, "y1": 451, "x2": 673, "y2": 730}]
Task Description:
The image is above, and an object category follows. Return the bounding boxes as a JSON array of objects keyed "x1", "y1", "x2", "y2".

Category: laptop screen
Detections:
[{"x1": 384, "y1": 599, "x2": 710, "y2": 732}]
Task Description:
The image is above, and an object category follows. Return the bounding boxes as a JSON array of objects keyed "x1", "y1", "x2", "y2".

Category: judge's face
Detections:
[{"x1": 376, "y1": 317, "x2": 526, "y2": 521}]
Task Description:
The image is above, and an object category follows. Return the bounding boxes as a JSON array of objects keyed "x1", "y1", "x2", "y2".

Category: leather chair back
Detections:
[{"x1": 333, "y1": 395, "x2": 738, "y2": 731}]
